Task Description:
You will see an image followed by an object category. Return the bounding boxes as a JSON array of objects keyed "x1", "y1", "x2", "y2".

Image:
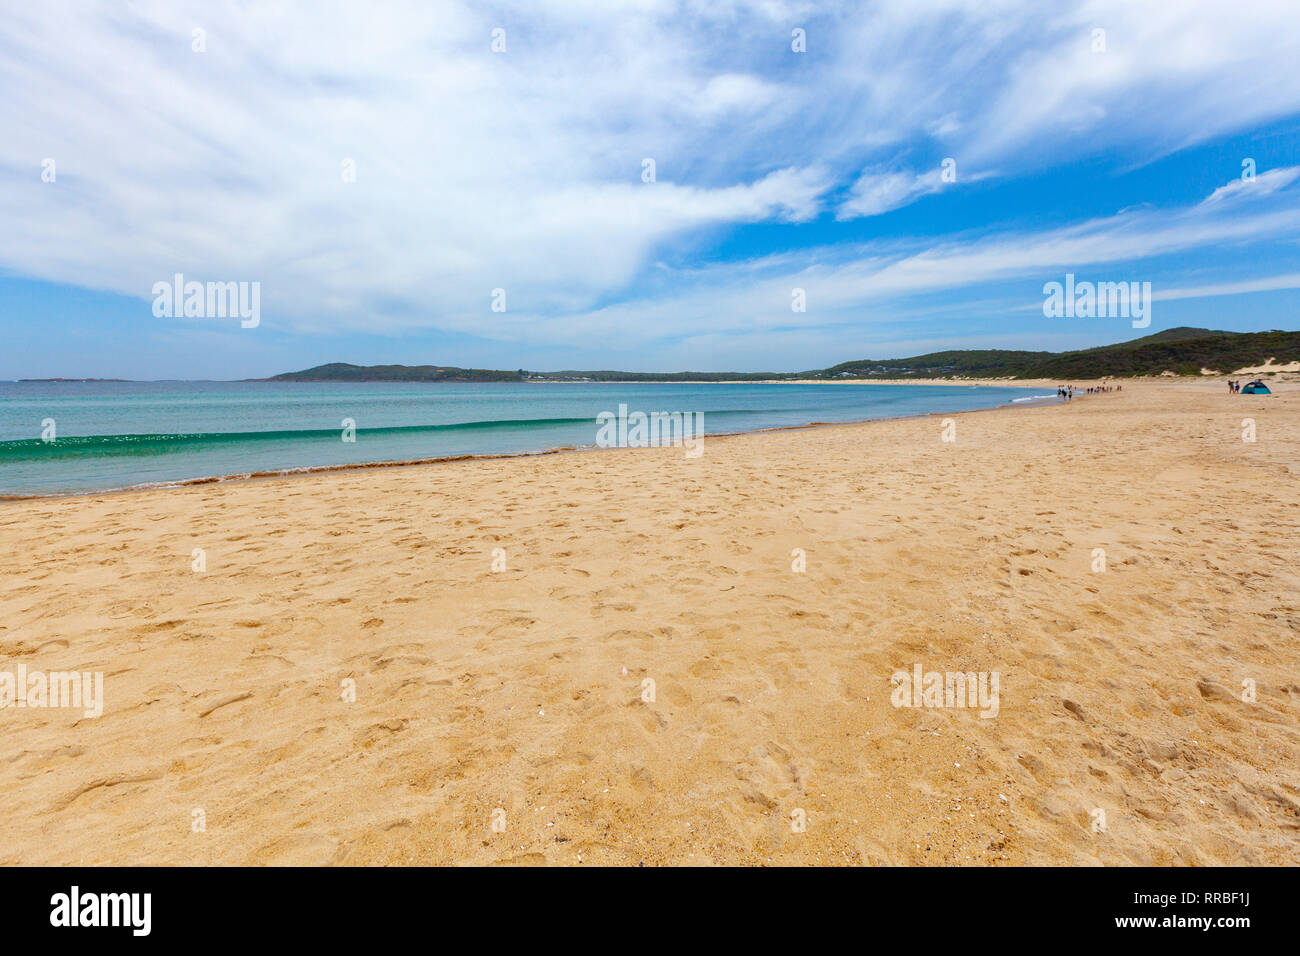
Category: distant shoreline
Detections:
[{"x1": 7, "y1": 372, "x2": 1294, "y2": 386}]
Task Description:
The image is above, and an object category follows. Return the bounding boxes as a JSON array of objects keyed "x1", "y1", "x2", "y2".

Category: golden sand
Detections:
[{"x1": 1, "y1": 379, "x2": 1297, "y2": 865}]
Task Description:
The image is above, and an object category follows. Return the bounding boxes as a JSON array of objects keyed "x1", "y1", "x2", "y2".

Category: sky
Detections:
[{"x1": 1, "y1": 0, "x2": 1298, "y2": 380}]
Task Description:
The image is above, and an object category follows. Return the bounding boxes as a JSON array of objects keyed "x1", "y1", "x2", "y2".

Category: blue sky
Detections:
[{"x1": 2, "y1": 0, "x2": 1298, "y2": 379}]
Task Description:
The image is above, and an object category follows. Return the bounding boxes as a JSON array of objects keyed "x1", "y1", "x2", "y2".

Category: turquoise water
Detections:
[{"x1": 0, "y1": 381, "x2": 1050, "y2": 495}]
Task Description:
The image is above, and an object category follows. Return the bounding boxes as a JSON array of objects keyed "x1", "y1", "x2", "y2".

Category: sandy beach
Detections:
[{"x1": 1, "y1": 378, "x2": 1296, "y2": 866}]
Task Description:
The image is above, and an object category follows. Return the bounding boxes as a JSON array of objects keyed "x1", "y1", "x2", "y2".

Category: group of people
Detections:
[
  {"x1": 1056, "y1": 384, "x2": 1121, "y2": 401},
  {"x1": 1227, "y1": 380, "x2": 1244, "y2": 394}
]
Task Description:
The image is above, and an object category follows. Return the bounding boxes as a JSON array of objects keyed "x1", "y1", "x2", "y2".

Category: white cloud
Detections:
[
  {"x1": 837, "y1": 169, "x2": 943, "y2": 219},
  {"x1": 1153, "y1": 272, "x2": 1300, "y2": 302},
  {"x1": 1, "y1": 0, "x2": 1298, "y2": 349},
  {"x1": 693, "y1": 74, "x2": 782, "y2": 118},
  {"x1": 498, "y1": 176, "x2": 1300, "y2": 352},
  {"x1": 1201, "y1": 166, "x2": 1300, "y2": 206}
]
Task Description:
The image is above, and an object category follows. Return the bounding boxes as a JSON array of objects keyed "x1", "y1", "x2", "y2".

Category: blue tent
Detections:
[{"x1": 1241, "y1": 380, "x2": 1272, "y2": 395}]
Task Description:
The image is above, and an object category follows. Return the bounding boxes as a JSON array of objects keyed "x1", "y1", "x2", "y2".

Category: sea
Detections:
[{"x1": 0, "y1": 381, "x2": 1054, "y2": 496}]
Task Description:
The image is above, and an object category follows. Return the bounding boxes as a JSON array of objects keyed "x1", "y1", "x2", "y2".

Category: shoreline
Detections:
[{"x1": 0, "y1": 390, "x2": 1064, "y2": 503}]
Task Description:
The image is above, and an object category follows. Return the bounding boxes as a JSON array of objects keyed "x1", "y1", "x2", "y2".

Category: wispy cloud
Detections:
[
  {"x1": 1153, "y1": 272, "x2": 1300, "y2": 302},
  {"x1": 1201, "y1": 166, "x2": 1300, "y2": 206},
  {"x1": 837, "y1": 169, "x2": 945, "y2": 220},
  {"x1": 507, "y1": 166, "x2": 1300, "y2": 350}
]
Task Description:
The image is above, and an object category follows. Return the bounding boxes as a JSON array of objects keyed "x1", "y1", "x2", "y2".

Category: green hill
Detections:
[
  {"x1": 268, "y1": 363, "x2": 528, "y2": 383},
  {"x1": 267, "y1": 327, "x2": 1300, "y2": 383},
  {"x1": 821, "y1": 328, "x2": 1300, "y2": 379}
]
